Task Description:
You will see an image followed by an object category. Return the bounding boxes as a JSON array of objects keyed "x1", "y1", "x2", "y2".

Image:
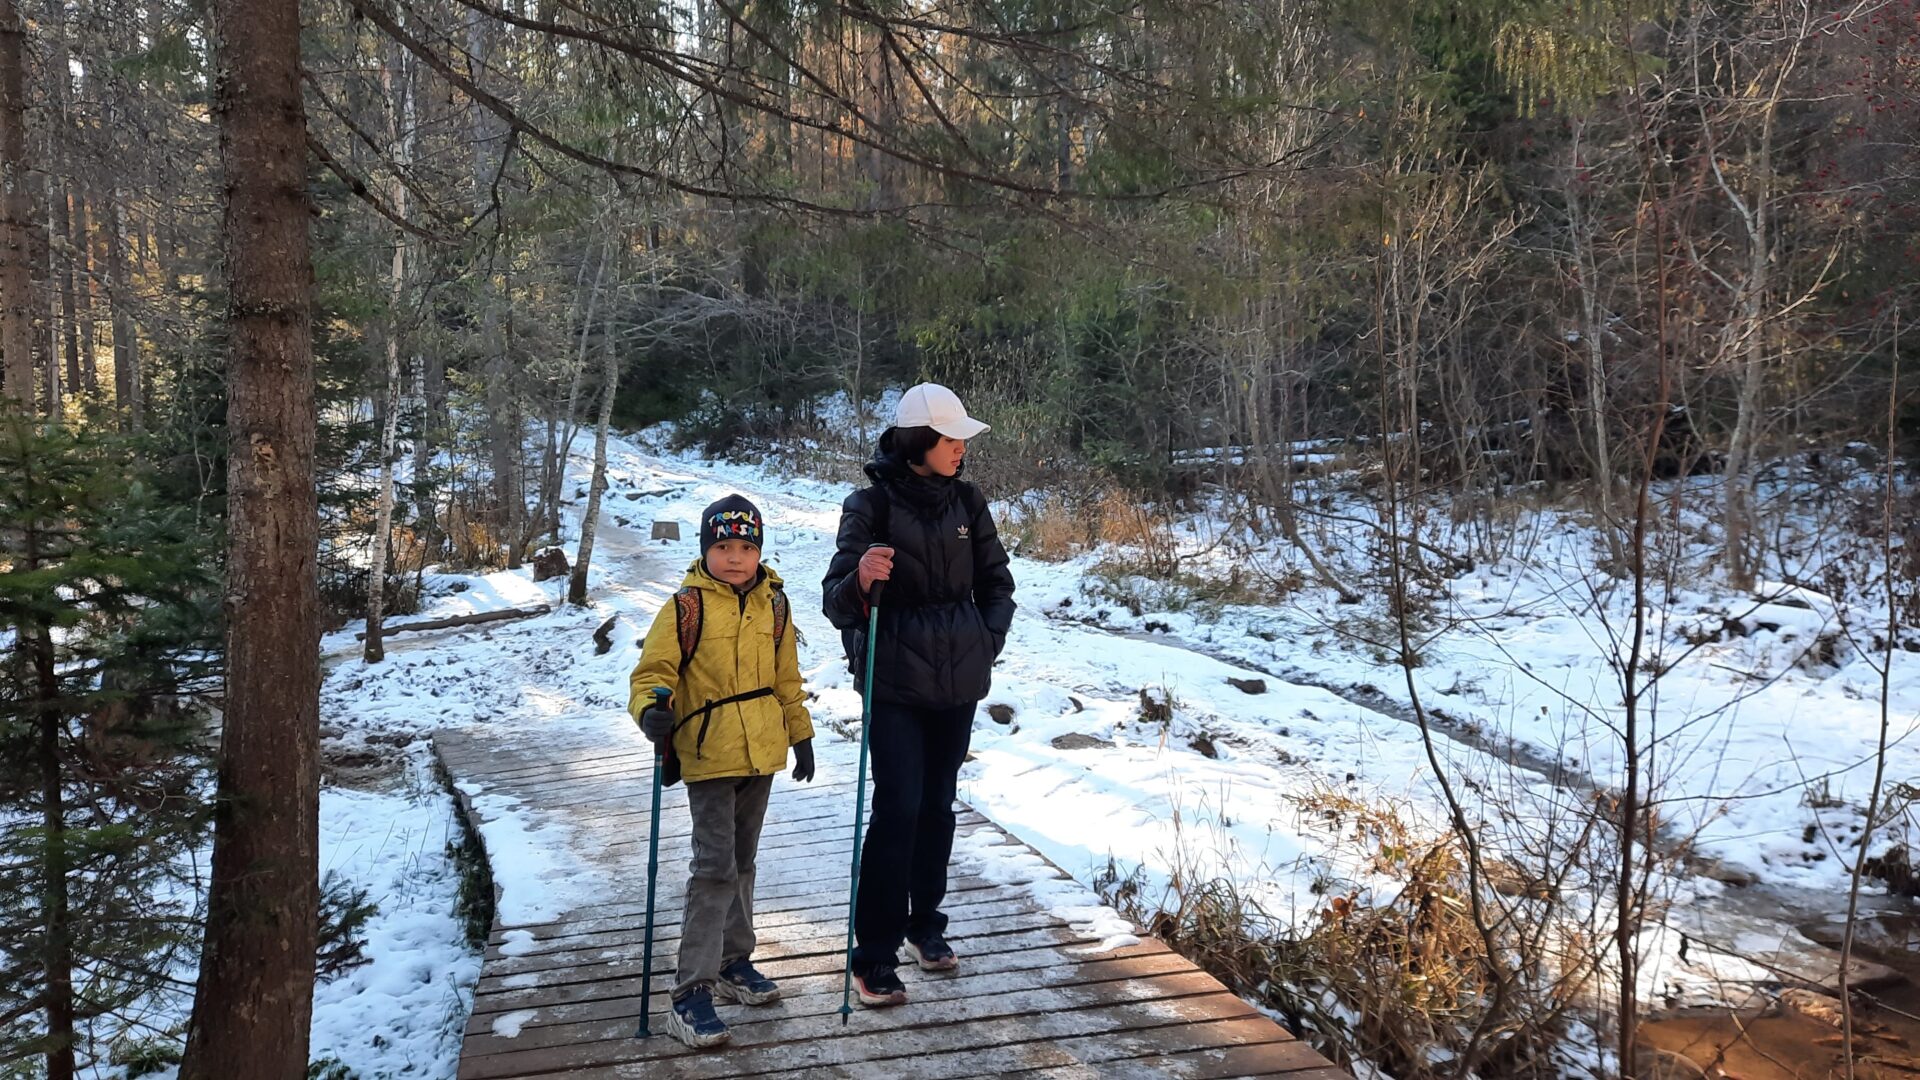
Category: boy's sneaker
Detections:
[
  {"x1": 852, "y1": 964, "x2": 908, "y2": 1008},
  {"x1": 666, "y1": 986, "x2": 730, "y2": 1049},
  {"x1": 904, "y1": 933, "x2": 958, "y2": 972},
  {"x1": 714, "y1": 958, "x2": 781, "y2": 1006}
]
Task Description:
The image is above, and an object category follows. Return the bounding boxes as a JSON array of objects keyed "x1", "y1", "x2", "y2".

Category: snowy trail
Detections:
[{"x1": 296, "y1": 428, "x2": 1911, "y2": 1075}]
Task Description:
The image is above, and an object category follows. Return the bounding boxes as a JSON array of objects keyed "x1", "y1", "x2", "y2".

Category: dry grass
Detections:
[{"x1": 1097, "y1": 787, "x2": 1606, "y2": 1079}]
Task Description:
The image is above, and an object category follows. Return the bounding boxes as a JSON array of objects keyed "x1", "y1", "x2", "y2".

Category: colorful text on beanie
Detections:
[{"x1": 700, "y1": 494, "x2": 765, "y2": 555}]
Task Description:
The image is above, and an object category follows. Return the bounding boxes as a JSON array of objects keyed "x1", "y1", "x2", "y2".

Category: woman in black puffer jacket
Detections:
[{"x1": 821, "y1": 383, "x2": 1016, "y2": 1007}]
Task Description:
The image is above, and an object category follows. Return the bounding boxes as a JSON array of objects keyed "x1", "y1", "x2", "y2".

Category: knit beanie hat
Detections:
[{"x1": 700, "y1": 494, "x2": 765, "y2": 555}]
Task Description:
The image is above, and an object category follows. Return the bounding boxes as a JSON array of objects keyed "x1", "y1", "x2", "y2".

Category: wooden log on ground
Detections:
[
  {"x1": 592, "y1": 616, "x2": 617, "y2": 655},
  {"x1": 354, "y1": 604, "x2": 550, "y2": 641}
]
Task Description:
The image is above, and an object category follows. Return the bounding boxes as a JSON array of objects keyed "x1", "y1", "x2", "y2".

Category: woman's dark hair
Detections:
[{"x1": 884, "y1": 425, "x2": 943, "y2": 466}]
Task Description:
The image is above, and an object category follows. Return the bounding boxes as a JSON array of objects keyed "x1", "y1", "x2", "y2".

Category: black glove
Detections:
[
  {"x1": 791, "y1": 737, "x2": 815, "y2": 783},
  {"x1": 639, "y1": 701, "x2": 674, "y2": 750}
]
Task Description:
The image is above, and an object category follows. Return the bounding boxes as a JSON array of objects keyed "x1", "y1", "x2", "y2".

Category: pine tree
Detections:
[{"x1": 0, "y1": 417, "x2": 216, "y2": 1078}]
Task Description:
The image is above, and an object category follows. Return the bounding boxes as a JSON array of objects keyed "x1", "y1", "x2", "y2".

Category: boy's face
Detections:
[{"x1": 706, "y1": 538, "x2": 762, "y2": 589}]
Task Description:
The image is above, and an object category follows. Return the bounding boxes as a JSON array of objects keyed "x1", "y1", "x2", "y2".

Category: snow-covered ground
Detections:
[{"x1": 90, "y1": 419, "x2": 1915, "y2": 1077}]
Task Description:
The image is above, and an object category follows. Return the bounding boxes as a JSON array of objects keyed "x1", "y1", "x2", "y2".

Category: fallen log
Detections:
[
  {"x1": 592, "y1": 615, "x2": 618, "y2": 655},
  {"x1": 354, "y1": 604, "x2": 551, "y2": 641}
]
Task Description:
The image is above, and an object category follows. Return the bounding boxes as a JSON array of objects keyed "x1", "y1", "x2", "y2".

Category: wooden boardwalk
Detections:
[{"x1": 437, "y1": 726, "x2": 1346, "y2": 1079}]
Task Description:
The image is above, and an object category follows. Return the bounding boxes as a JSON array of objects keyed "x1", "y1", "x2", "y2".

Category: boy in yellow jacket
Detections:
[{"x1": 628, "y1": 494, "x2": 816, "y2": 1049}]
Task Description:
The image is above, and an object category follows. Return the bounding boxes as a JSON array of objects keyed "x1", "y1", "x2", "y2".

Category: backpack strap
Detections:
[
  {"x1": 771, "y1": 583, "x2": 790, "y2": 650},
  {"x1": 673, "y1": 587, "x2": 703, "y2": 672}
]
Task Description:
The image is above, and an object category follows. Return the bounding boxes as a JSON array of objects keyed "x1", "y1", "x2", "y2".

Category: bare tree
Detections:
[{"x1": 365, "y1": 30, "x2": 416, "y2": 664}]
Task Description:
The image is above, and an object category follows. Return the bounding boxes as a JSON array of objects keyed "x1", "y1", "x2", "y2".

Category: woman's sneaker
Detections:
[
  {"x1": 853, "y1": 964, "x2": 908, "y2": 1007},
  {"x1": 904, "y1": 933, "x2": 958, "y2": 972},
  {"x1": 714, "y1": 958, "x2": 781, "y2": 1005},
  {"x1": 666, "y1": 986, "x2": 731, "y2": 1049}
]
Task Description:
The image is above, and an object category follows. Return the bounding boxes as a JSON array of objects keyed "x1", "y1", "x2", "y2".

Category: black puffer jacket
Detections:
[{"x1": 821, "y1": 434, "x2": 1016, "y2": 708}]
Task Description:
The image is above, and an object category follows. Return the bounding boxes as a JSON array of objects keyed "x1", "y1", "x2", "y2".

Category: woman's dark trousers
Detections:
[{"x1": 851, "y1": 701, "x2": 975, "y2": 972}]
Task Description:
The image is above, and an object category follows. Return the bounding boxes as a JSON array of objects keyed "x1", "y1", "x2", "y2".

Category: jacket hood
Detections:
[{"x1": 681, "y1": 559, "x2": 784, "y2": 595}]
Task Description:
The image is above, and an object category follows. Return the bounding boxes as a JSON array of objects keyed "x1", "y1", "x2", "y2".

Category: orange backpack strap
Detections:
[{"x1": 673, "y1": 587, "x2": 703, "y2": 672}]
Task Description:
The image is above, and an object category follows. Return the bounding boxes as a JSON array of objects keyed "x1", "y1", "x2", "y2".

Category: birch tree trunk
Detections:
[
  {"x1": 365, "y1": 34, "x2": 414, "y2": 664},
  {"x1": 569, "y1": 306, "x2": 620, "y2": 607}
]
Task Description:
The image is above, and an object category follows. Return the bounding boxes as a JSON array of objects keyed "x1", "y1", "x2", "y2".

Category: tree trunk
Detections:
[
  {"x1": 0, "y1": 0, "x2": 33, "y2": 406},
  {"x1": 1566, "y1": 122, "x2": 1624, "y2": 570},
  {"x1": 104, "y1": 191, "x2": 136, "y2": 430},
  {"x1": 74, "y1": 191, "x2": 95, "y2": 395},
  {"x1": 38, "y1": 193, "x2": 58, "y2": 414},
  {"x1": 554, "y1": 233, "x2": 608, "y2": 532},
  {"x1": 55, "y1": 191, "x2": 79, "y2": 400},
  {"x1": 569, "y1": 310, "x2": 620, "y2": 606},
  {"x1": 29, "y1": 610, "x2": 74, "y2": 1080},
  {"x1": 179, "y1": 0, "x2": 320, "y2": 1074},
  {"x1": 466, "y1": 11, "x2": 519, "y2": 567},
  {"x1": 365, "y1": 35, "x2": 413, "y2": 664}
]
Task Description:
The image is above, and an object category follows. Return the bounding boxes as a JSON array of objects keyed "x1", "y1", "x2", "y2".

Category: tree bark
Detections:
[
  {"x1": 74, "y1": 190, "x2": 95, "y2": 395},
  {"x1": 180, "y1": 0, "x2": 320, "y2": 1074},
  {"x1": 104, "y1": 190, "x2": 136, "y2": 430},
  {"x1": 0, "y1": 0, "x2": 33, "y2": 406},
  {"x1": 569, "y1": 306, "x2": 620, "y2": 606},
  {"x1": 354, "y1": 602, "x2": 550, "y2": 640}
]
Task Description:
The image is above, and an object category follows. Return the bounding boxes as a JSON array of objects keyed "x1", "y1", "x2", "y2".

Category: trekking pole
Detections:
[
  {"x1": 635, "y1": 686, "x2": 670, "y2": 1039},
  {"x1": 839, "y1": 574, "x2": 885, "y2": 1026}
]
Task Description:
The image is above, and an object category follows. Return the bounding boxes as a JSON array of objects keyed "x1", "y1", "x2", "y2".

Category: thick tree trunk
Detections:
[
  {"x1": 180, "y1": 0, "x2": 320, "y2": 1075},
  {"x1": 569, "y1": 312, "x2": 620, "y2": 606},
  {"x1": 0, "y1": 0, "x2": 33, "y2": 406}
]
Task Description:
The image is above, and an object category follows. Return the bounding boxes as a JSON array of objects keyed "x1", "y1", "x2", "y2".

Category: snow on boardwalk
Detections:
[{"x1": 436, "y1": 727, "x2": 1346, "y2": 1079}]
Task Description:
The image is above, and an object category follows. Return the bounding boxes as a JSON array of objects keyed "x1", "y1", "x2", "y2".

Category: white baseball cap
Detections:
[{"x1": 895, "y1": 383, "x2": 989, "y2": 440}]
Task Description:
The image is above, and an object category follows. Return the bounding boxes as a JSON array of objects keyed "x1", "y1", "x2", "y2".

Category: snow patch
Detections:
[{"x1": 490, "y1": 1010, "x2": 537, "y2": 1038}]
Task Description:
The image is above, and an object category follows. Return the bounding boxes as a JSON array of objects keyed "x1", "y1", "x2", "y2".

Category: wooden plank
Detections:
[
  {"x1": 465, "y1": 950, "x2": 1197, "y2": 1050},
  {"x1": 989, "y1": 1039, "x2": 1334, "y2": 1079},
  {"x1": 823, "y1": 1017, "x2": 1315, "y2": 1079},
  {"x1": 489, "y1": 873, "x2": 1010, "y2": 942},
  {"x1": 488, "y1": 909, "x2": 1077, "y2": 980},
  {"x1": 468, "y1": 938, "x2": 1175, "y2": 1022},
  {"x1": 459, "y1": 976, "x2": 1241, "y2": 1078},
  {"x1": 481, "y1": 886, "x2": 1041, "y2": 963},
  {"x1": 469, "y1": 926, "x2": 1147, "y2": 1011}
]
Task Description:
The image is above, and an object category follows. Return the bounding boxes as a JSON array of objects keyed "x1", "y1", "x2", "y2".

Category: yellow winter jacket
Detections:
[{"x1": 627, "y1": 561, "x2": 814, "y2": 783}]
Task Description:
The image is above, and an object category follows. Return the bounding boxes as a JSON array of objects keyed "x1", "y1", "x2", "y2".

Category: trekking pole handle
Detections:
[
  {"x1": 865, "y1": 542, "x2": 888, "y2": 609},
  {"x1": 649, "y1": 687, "x2": 672, "y2": 758}
]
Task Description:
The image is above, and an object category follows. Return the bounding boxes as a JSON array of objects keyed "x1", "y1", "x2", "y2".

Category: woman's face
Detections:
[{"x1": 922, "y1": 435, "x2": 967, "y2": 477}]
